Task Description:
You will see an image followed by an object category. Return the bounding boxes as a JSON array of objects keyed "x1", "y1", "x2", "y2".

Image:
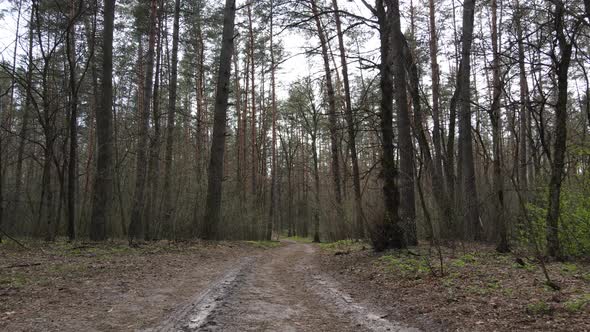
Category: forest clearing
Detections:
[{"x1": 0, "y1": 0, "x2": 590, "y2": 330}]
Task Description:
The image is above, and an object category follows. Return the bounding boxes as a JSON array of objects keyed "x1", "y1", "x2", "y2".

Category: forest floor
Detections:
[
  {"x1": 318, "y1": 240, "x2": 590, "y2": 331},
  {"x1": 0, "y1": 238, "x2": 588, "y2": 331}
]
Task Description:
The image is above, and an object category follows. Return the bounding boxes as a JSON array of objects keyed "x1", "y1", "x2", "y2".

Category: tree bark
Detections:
[
  {"x1": 368, "y1": 0, "x2": 405, "y2": 250},
  {"x1": 268, "y1": 0, "x2": 277, "y2": 241},
  {"x1": 162, "y1": 0, "x2": 181, "y2": 237},
  {"x1": 310, "y1": 0, "x2": 344, "y2": 226},
  {"x1": 457, "y1": 0, "x2": 482, "y2": 240},
  {"x1": 332, "y1": 0, "x2": 365, "y2": 239},
  {"x1": 202, "y1": 0, "x2": 236, "y2": 240},
  {"x1": 66, "y1": 0, "x2": 79, "y2": 241},
  {"x1": 90, "y1": 0, "x2": 115, "y2": 241},
  {"x1": 490, "y1": 0, "x2": 508, "y2": 252},
  {"x1": 546, "y1": 4, "x2": 572, "y2": 258},
  {"x1": 389, "y1": 0, "x2": 416, "y2": 246},
  {"x1": 129, "y1": 0, "x2": 158, "y2": 243}
]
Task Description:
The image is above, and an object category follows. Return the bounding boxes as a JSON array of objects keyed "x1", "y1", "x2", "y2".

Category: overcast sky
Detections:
[{"x1": 0, "y1": 0, "x2": 382, "y2": 99}]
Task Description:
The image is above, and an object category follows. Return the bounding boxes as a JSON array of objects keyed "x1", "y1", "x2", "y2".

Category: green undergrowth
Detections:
[
  {"x1": 319, "y1": 239, "x2": 369, "y2": 253},
  {"x1": 245, "y1": 240, "x2": 282, "y2": 249},
  {"x1": 0, "y1": 272, "x2": 28, "y2": 289},
  {"x1": 564, "y1": 294, "x2": 590, "y2": 313},
  {"x1": 283, "y1": 235, "x2": 313, "y2": 243},
  {"x1": 527, "y1": 300, "x2": 552, "y2": 315}
]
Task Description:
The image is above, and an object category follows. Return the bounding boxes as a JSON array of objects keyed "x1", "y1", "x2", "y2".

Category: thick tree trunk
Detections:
[
  {"x1": 66, "y1": 0, "x2": 79, "y2": 241},
  {"x1": 457, "y1": 0, "x2": 482, "y2": 240},
  {"x1": 546, "y1": 5, "x2": 572, "y2": 258},
  {"x1": 202, "y1": 0, "x2": 236, "y2": 240},
  {"x1": 90, "y1": 0, "x2": 115, "y2": 241},
  {"x1": 162, "y1": 0, "x2": 181, "y2": 237},
  {"x1": 389, "y1": 0, "x2": 416, "y2": 246},
  {"x1": 372, "y1": 0, "x2": 405, "y2": 250},
  {"x1": 129, "y1": 0, "x2": 158, "y2": 243}
]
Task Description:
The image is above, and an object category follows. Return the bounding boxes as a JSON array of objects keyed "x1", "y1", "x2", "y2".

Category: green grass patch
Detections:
[
  {"x1": 526, "y1": 300, "x2": 552, "y2": 315},
  {"x1": 283, "y1": 236, "x2": 313, "y2": 243},
  {"x1": 319, "y1": 239, "x2": 368, "y2": 253},
  {"x1": 378, "y1": 254, "x2": 430, "y2": 278},
  {"x1": 245, "y1": 240, "x2": 281, "y2": 249},
  {"x1": 0, "y1": 273, "x2": 28, "y2": 289},
  {"x1": 564, "y1": 294, "x2": 590, "y2": 313}
]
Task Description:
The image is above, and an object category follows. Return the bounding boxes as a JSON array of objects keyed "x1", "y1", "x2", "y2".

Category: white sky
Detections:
[{"x1": 0, "y1": 0, "x2": 382, "y2": 99}]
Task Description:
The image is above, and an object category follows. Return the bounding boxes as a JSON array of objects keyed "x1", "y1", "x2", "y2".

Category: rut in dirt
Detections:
[{"x1": 147, "y1": 241, "x2": 419, "y2": 332}]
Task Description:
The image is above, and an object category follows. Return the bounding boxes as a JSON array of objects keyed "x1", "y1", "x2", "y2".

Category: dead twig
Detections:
[
  {"x1": 0, "y1": 227, "x2": 27, "y2": 249},
  {"x1": 2, "y1": 263, "x2": 41, "y2": 269}
]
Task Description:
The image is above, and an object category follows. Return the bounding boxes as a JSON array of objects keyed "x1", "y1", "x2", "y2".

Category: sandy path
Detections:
[{"x1": 152, "y1": 241, "x2": 419, "y2": 332}]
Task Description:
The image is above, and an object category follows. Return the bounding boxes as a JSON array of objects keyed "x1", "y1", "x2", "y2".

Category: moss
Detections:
[
  {"x1": 284, "y1": 236, "x2": 313, "y2": 243},
  {"x1": 526, "y1": 300, "x2": 552, "y2": 315},
  {"x1": 378, "y1": 254, "x2": 430, "y2": 278},
  {"x1": 564, "y1": 294, "x2": 590, "y2": 313},
  {"x1": 512, "y1": 261, "x2": 536, "y2": 272},
  {"x1": 560, "y1": 262, "x2": 578, "y2": 273},
  {"x1": 451, "y1": 259, "x2": 466, "y2": 268},
  {"x1": 502, "y1": 287, "x2": 515, "y2": 297},
  {"x1": 0, "y1": 273, "x2": 28, "y2": 289},
  {"x1": 320, "y1": 240, "x2": 368, "y2": 252}
]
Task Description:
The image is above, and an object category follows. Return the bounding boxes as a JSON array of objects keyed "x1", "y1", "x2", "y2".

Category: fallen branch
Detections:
[
  {"x1": 0, "y1": 227, "x2": 27, "y2": 249},
  {"x1": 2, "y1": 262, "x2": 41, "y2": 269}
]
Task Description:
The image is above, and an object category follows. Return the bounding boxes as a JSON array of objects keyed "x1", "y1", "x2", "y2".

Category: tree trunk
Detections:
[
  {"x1": 310, "y1": 0, "x2": 344, "y2": 226},
  {"x1": 129, "y1": 0, "x2": 158, "y2": 243},
  {"x1": 490, "y1": 0, "x2": 508, "y2": 252},
  {"x1": 202, "y1": 0, "x2": 236, "y2": 240},
  {"x1": 546, "y1": 5, "x2": 572, "y2": 258},
  {"x1": 371, "y1": 0, "x2": 405, "y2": 250},
  {"x1": 90, "y1": 0, "x2": 115, "y2": 241},
  {"x1": 389, "y1": 0, "x2": 416, "y2": 246},
  {"x1": 332, "y1": 0, "x2": 365, "y2": 239},
  {"x1": 248, "y1": 2, "x2": 257, "y2": 200},
  {"x1": 268, "y1": 0, "x2": 277, "y2": 241},
  {"x1": 161, "y1": 0, "x2": 181, "y2": 237},
  {"x1": 11, "y1": 5, "x2": 35, "y2": 232},
  {"x1": 66, "y1": 0, "x2": 79, "y2": 241},
  {"x1": 515, "y1": 0, "x2": 529, "y2": 192},
  {"x1": 457, "y1": 0, "x2": 482, "y2": 240},
  {"x1": 145, "y1": 7, "x2": 162, "y2": 241}
]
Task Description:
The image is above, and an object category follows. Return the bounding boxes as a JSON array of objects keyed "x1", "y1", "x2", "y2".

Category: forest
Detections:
[{"x1": 0, "y1": 0, "x2": 589, "y2": 330}]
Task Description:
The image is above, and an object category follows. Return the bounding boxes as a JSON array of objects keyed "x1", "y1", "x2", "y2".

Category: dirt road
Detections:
[{"x1": 148, "y1": 241, "x2": 419, "y2": 332}]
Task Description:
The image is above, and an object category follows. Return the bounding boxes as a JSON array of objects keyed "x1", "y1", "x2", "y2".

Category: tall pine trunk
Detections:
[
  {"x1": 90, "y1": 0, "x2": 115, "y2": 241},
  {"x1": 310, "y1": 0, "x2": 344, "y2": 227},
  {"x1": 162, "y1": 0, "x2": 180, "y2": 238},
  {"x1": 457, "y1": 0, "x2": 482, "y2": 240},
  {"x1": 202, "y1": 0, "x2": 236, "y2": 240},
  {"x1": 332, "y1": 0, "x2": 365, "y2": 238},
  {"x1": 128, "y1": 0, "x2": 158, "y2": 243},
  {"x1": 546, "y1": 5, "x2": 572, "y2": 258}
]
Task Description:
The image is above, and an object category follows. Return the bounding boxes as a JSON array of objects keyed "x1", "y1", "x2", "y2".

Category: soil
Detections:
[
  {"x1": 147, "y1": 240, "x2": 420, "y2": 331},
  {"x1": 2, "y1": 239, "x2": 587, "y2": 331},
  {"x1": 0, "y1": 240, "x2": 259, "y2": 331},
  {"x1": 317, "y1": 241, "x2": 590, "y2": 332}
]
